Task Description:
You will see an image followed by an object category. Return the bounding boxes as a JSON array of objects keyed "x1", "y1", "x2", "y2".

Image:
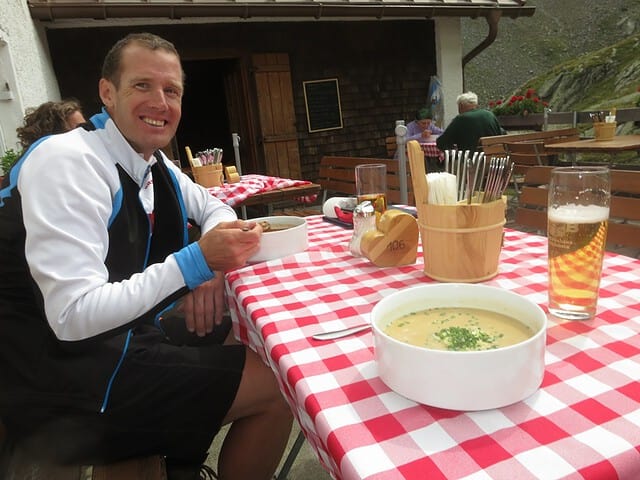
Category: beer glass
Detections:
[
  {"x1": 547, "y1": 167, "x2": 610, "y2": 320},
  {"x1": 355, "y1": 164, "x2": 387, "y2": 217}
]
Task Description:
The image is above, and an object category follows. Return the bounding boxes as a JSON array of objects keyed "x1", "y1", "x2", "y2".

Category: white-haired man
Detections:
[{"x1": 436, "y1": 91, "x2": 504, "y2": 152}]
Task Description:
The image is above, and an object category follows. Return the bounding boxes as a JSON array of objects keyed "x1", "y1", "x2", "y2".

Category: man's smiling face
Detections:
[{"x1": 99, "y1": 42, "x2": 183, "y2": 160}]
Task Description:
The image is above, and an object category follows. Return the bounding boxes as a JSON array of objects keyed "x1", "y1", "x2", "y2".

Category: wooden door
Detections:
[
  {"x1": 252, "y1": 53, "x2": 302, "y2": 179},
  {"x1": 224, "y1": 59, "x2": 260, "y2": 175}
]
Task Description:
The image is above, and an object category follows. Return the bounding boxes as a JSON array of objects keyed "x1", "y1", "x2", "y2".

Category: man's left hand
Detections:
[{"x1": 182, "y1": 274, "x2": 225, "y2": 337}]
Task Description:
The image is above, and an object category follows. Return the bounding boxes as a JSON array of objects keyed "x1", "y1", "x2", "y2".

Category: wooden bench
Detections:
[
  {"x1": 514, "y1": 166, "x2": 640, "y2": 254},
  {"x1": 480, "y1": 128, "x2": 580, "y2": 194},
  {"x1": 0, "y1": 417, "x2": 166, "y2": 480},
  {"x1": 385, "y1": 136, "x2": 397, "y2": 158},
  {"x1": 318, "y1": 156, "x2": 413, "y2": 205},
  {"x1": 502, "y1": 141, "x2": 552, "y2": 194},
  {"x1": 479, "y1": 127, "x2": 580, "y2": 160},
  {"x1": 3, "y1": 448, "x2": 166, "y2": 480}
]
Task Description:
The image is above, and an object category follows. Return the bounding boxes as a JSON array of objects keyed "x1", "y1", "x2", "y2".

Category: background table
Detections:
[
  {"x1": 545, "y1": 134, "x2": 640, "y2": 164},
  {"x1": 419, "y1": 141, "x2": 444, "y2": 161},
  {"x1": 226, "y1": 216, "x2": 640, "y2": 480},
  {"x1": 206, "y1": 173, "x2": 320, "y2": 217}
]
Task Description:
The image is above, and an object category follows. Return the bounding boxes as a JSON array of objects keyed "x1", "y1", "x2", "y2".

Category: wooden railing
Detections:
[{"x1": 497, "y1": 107, "x2": 640, "y2": 131}]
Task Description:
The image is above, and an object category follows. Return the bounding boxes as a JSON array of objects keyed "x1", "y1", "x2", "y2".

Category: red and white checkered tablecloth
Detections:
[
  {"x1": 420, "y1": 141, "x2": 444, "y2": 161},
  {"x1": 225, "y1": 215, "x2": 640, "y2": 480},
  {"x1": 206, "y1": 174, "x2": 317, "y2": 207}
]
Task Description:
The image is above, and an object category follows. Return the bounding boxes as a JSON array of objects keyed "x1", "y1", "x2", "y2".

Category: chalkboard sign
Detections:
[{"x1": 303, "y1": 78, "x2": 343, "y2": 133}]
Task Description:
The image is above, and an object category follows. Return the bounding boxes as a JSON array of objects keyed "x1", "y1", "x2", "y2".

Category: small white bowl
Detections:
[
  {"x1": 248, "y1": 216, "x2": 308, "y2": 263},
  {"x1": 371, "y1": 283, "x2": 546, "y2": 411}
]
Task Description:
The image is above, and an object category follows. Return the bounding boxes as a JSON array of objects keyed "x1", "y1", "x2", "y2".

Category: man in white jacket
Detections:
[{"x1": 0, "y1": 32, "x2": 292, "y2": 480}]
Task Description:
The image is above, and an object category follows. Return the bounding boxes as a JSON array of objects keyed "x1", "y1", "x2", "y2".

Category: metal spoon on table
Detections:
[{"x1": 311, "y1": 323, "x2": 371, "y2": 341}]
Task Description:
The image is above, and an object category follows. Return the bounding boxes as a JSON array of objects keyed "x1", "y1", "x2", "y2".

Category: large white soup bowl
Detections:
[
  {"x1": 371, "y1": 283, "x2": 546, "y2": 411},
  {"x1": 248, "y1": 216, "x2": 308, "y2": 263}
]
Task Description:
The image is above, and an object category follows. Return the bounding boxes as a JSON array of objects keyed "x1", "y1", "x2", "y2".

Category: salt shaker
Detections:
[{"x1": 349, "y1": 201, "x2": 376, "y2": 257}]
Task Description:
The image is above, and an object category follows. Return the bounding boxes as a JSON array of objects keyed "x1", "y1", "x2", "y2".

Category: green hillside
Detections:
[
  {"x1": 462, "y1": 0, "x2": 640, "y2": 110},
  {"x1": 517, "y1": 33, "x2": 640, "y2": 113}
]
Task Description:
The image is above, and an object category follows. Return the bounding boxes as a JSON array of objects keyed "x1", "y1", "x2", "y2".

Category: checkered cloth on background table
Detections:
[
  {"x1": 420, "y1": 141, "x2": 444, "y2": 161},
  {"x1": 207, "y1": 174, "x2": 317, "y2": 207},
  {"x1": 225, "y1": 215, "x2": 640, "y2": 480}
]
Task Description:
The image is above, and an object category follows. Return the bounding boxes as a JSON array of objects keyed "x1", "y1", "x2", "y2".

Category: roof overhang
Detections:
[{"x1": 28, "y1": 1, "x2": 536, "y2": 23}]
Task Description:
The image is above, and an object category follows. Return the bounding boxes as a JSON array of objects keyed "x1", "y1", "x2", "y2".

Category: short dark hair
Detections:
[
  {"x1": 17, "y1": 99, "x2": 84, "y2": 150},
  {"x1": 101, "y1": 32, "x2": 183, "y2": 87},
  {"x1": 415, "y1": 108, "x2": 433, "y2": 121}
]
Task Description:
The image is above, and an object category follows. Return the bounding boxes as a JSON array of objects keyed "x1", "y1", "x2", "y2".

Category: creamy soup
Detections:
[
  {"x1": 384, "y1": 307, "x2": 533, "y2": 351},
  {"x1": 259, "y1": 221, "x2": 295, "y2": 232}
]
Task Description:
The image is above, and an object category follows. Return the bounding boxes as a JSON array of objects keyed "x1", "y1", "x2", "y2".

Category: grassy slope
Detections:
[{"x1": 462, "y1": 0, "x2": 640, "y2": 110}]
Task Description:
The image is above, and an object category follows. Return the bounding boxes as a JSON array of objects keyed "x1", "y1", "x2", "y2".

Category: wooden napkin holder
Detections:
[
  {"x1": 360, "y1": 209, "x2": 419, "y2": 267},
  {"x1": 224, "y1": 165, "x2": 241, "y2": 184}
]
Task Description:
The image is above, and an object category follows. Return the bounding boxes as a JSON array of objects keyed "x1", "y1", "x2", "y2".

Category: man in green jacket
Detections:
[{"x1": 436, "y1": 92, "x2": 505, "y2": 152}]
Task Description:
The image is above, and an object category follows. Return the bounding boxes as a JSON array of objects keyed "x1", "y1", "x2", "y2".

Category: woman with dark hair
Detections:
[
  {"x1": 406, "y1": 107, "x2": 443, "y2": 142},
  {"x1": 16, "y1": 99, "x2": 86, "y2": 151}
]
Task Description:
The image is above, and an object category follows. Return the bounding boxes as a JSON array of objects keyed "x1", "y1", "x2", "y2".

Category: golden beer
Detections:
[
  {"x1": 357, "y1": 193, "x2": 387, "y2": 219},
  {"x1": 548, "y1": 204, "x2": 609, "y2": 320},
  {"x1": 355, "y1": 163, "x2": 387, "y2": 223}
]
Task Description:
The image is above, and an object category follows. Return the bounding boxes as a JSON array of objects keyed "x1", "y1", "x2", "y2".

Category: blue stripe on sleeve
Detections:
[{"x1": 174, "y1": 242, "x2": 215, "y2": 289}]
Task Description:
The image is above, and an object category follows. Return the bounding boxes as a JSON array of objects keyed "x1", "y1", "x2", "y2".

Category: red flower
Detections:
[{"x1": 490, "y1": 88, "x2": 548, "y2": 116}]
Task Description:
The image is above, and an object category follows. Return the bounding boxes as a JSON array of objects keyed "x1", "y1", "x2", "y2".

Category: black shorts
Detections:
[{"x1": 10, "y1": 318, "x2": 245, "y2": 465}]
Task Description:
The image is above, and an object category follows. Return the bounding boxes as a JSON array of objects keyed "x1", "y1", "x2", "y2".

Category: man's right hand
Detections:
[{"x1": 198, "y1": 220, "x2": 263, "y2": 271}]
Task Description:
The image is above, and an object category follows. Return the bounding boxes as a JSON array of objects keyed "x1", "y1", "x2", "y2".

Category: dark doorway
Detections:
[{"x1": 177, "y1": 59, "x2": 236, "y2": 168}]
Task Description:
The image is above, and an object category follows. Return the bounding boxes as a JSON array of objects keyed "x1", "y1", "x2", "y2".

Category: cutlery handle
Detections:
[{"x1": 312, "y1": 324, "x2": 371, "y2": 341}]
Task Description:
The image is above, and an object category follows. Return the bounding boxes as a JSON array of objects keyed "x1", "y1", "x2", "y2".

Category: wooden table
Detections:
[
  {"x1": 205, "y1": 174, "x2": 320, "y2": 218},
  {"x1": 545, "y1": 134, "x2": 640, "y2": 164},
  {"x1": 225, "y1": 215, "x2": 640, "y2": 480}
]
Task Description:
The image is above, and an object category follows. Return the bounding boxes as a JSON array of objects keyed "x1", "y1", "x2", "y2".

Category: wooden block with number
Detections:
[
  {"x1": 360, "y1": 209, "x2": 418, "y2": 267},
  {"x1": 224, "y1": 166, "x2": 240, "y2": 184}
]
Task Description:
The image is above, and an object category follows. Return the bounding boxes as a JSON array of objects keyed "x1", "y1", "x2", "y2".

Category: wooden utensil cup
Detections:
[
  {"x1": 593, "y1": 122, "x2": 616, "y2": 141},
  {"x1": 418, "y1": 200, "x2": 506, "y2": 282},
  {"x1": 407, "y1": 140, "x2": 506, "y2": 283},
  {"x1": 192, "y1": 164, "x2": 224, "y2": 188}
]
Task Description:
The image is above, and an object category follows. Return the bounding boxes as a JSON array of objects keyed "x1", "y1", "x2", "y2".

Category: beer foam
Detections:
[{"x1": 548, "y1": 204, "x2": 609, "y2": 223}]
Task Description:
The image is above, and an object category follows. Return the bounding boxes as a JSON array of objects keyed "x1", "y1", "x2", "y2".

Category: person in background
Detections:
[
  {"x1": 405, "y1": 107, "x2": 444, "y2": 142},
  {"x1": 0, "y1": 32, "x2": 292, "y2": 480},
  {"x1": 436, "y1": 92, "x2": 505, "y2": 153},
  {"x1": 16, "y1": 99, "x2": 86, "y2": 151}
]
